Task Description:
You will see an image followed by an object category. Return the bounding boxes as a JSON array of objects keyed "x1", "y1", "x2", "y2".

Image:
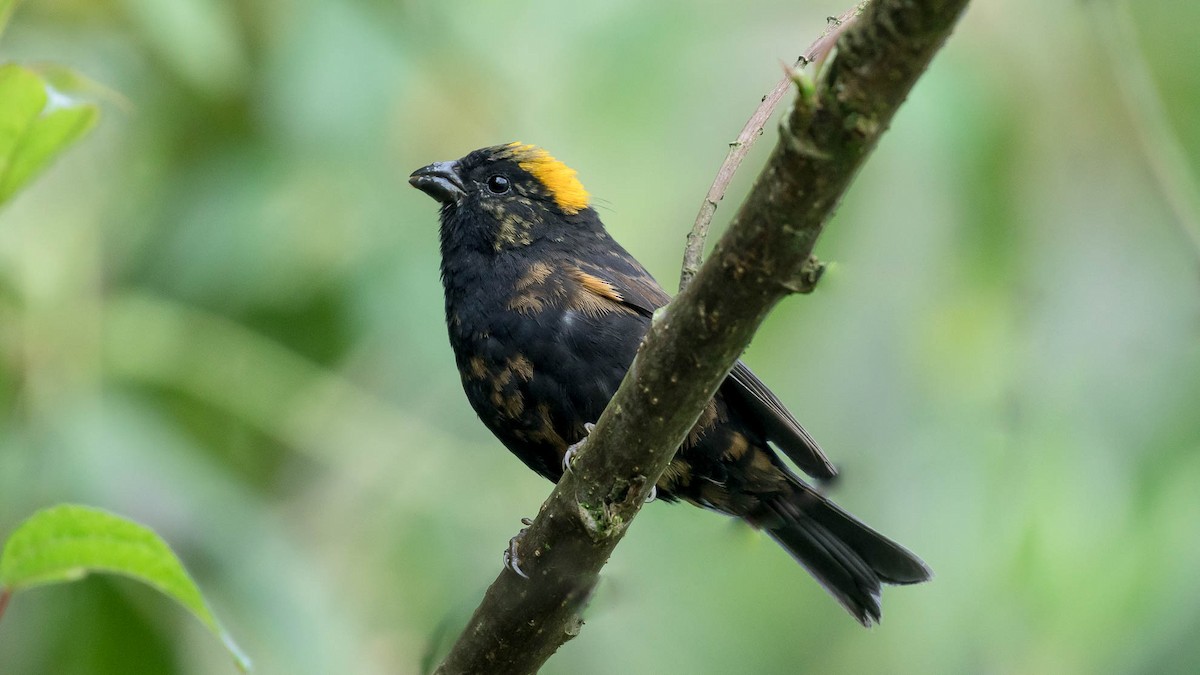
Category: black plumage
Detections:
[{"x1": 410, "y1": 142, "x2": 931, "y2": 625}]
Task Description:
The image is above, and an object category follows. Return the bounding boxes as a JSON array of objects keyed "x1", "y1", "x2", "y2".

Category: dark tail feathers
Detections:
[{"x1": 765, "y1": 487, "x2": 931, "y2": 626}]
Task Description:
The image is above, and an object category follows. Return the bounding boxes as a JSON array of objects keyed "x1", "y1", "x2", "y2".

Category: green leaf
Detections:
[
  {"x1": 0, "y1": 504, "x2": 252, "y2": 672},
  {"x1": 0, "y1": 100, "x2": 98, "y2": 203},
  {"x1": 0, "y1": 63, "x2": 46, "y2": 166},
  {"x1": 0, "y1": 64, "x2": 99, "y2": 205}
]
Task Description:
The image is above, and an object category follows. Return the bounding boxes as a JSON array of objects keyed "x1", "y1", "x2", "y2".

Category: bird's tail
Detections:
[{"x1": 763, "y1": 485, "x2": 931, "y2": 626}]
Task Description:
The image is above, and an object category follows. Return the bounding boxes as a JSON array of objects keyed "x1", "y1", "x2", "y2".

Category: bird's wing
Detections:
[
  {"x1": 724, "y1": 362, "x2": 836, "y2": 480},
  {"x1": 570, "y1": 255, "x2": 837, "y2": 481},
  {"x1": 569, "y1": 259, "x2": 667, "y2": 319}
]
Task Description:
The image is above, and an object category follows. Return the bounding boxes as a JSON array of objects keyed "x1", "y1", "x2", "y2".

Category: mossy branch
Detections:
[{"x1": 434, "y1": 1, "x2": 970, "y2": 673}]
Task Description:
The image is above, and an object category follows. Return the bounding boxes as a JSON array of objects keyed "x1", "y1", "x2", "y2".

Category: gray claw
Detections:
[
  {"x1": 562, "y1": 422, "x2": 597, "y2": 473},
  {"x1": 504, "y1": 529, "x2": 530, "y2": 580}
]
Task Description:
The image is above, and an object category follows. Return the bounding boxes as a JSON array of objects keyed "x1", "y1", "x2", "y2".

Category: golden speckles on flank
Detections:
[
  {"x1": 497, "y1": 393, "x2": 524, "y2": 418},
  {"x1": 467, "y1": 356, "x2": 488, "y2": 379},
  {"x1": 505, "y1": 142, "x2": 590, "y2": 215},
  {"x1": 488, "y1": 381, "x2": 525, "y2": 419},
  {"x1": 722, "y1": 432, "x2": 750, "y2": 461},
  {"x1": 470, "y1": 348, "x2": 537, "y2": 417},
  {"x1": 483, "y1": 354, "x2": 535, "y2": 420},
  {"x1": 493, "y1": 369, "x2": 512, "y2": 388},
  {"x1": 507, "y1": 354, "x2": 534, "y2": 381},
  {"x1": 527, "y1": 404, "x2": 568, "y2": 451}
]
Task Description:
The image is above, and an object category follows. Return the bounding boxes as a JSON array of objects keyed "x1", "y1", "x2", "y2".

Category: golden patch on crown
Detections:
[{"x1": 505, "y1": 142, "x2": 590, "y2": 215}]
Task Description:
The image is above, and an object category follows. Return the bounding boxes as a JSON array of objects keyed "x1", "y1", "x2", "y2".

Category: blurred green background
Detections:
[{"x1": 2, "y1": 0, "x2": 1199, "y2": 673}]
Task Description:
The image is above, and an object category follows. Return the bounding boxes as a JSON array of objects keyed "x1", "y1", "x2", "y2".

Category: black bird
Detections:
[{"x1": 410, "y1": 142, "x2": 931, "y2": 625}]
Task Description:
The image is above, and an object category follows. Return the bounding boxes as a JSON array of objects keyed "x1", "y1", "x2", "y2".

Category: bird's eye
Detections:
[{"x1": 486, "y1": 175, "x2": 510, "y2": 194}]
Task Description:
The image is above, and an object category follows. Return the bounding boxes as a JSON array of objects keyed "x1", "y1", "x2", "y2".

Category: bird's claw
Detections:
[
  {"x1": 645, "y1": 485, "x2": 657, "y2": 504},
  {"x1": 504, "y1": 541, "x2": 529, "y2": 579},
  {"x1": 562, "y1": 422, "x2": 597, "y2": 474},
  {"x1": 503, "y1": 521, "x2": 533, "y2": 580}
]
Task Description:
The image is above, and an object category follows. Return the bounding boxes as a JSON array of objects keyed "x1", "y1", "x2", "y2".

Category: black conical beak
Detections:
[{"x1": 409, "y1": 160, "x2": 466, "y2": 205}]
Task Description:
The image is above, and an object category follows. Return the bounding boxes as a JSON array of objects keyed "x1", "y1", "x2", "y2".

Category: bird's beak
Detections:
[{"x1": 409, "y1": 160, "x2": 466, "y2": 205}]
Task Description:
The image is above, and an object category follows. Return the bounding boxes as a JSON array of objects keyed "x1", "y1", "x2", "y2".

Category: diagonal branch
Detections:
[{"x1": 434, "y1": 1, "x2": 970, "y2": 673}]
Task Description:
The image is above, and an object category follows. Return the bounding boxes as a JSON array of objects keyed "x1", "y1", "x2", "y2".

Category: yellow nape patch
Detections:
[{"x1": 506, "y1": 142, "x2": 590, "y2": 215}]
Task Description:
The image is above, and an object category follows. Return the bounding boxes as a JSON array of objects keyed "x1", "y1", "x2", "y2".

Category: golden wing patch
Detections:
[
  {"x1": 507, "y1": 263, "x2": 642, "y2": 317},
  {"x1": 567, "y1": 268, "x2": 639, "y2": 317},
  {"x1": 570, "y1": 269, "x2": 624, "y2": 303}
]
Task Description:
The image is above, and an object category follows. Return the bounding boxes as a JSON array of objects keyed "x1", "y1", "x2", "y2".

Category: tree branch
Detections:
[{"x1": 434, "y1": 1, "x2": 970, "y2": 673}]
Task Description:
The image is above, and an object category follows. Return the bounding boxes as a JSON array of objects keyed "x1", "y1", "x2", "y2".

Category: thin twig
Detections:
[
  {"x1": 678, "y1": 2, "x2": 869, "y2": 291},
  {"x1": 1088, "y1": 0, "x2": 1200, "y2": 266}
]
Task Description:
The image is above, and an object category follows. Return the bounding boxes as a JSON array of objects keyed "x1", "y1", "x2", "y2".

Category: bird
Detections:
[{"x1": 409, "y1": 142, "x2": 931, "y2": 625}]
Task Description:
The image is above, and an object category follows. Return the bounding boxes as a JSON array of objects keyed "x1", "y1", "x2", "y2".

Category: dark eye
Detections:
[{"x1": 486, "y1": 175, "x2": 510, "y2": 194}]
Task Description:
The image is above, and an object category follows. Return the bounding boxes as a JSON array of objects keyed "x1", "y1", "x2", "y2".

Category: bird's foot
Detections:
[
  {"x1": 562, "y1": 422, "x2": 596, "y2": 474},
  {"x1": 645, "y1": 485, "x2": 657, "y2": 503},
  {"x1": 503, "y1": 517, "x2": 535, "y2": 580}
]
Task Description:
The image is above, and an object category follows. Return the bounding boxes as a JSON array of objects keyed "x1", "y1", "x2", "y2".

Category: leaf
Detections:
[
  {"x1": 0, "y1": 64, "x2": 99, "y2": 205},
  {"x1": 0, "y1": 101, "x2": 98, "y2": 204},
  {"x1": 0, "y1": 504, "x2": 252, "y2": 672},
  {"x1": 0, "y1": 63, "x2": 46, "y2": 167}
]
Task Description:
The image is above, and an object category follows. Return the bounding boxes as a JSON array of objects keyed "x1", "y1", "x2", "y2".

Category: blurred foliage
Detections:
[
  {"x1": 1, "y1": 0, "x2": 1198, "y2": 674},
  {"x1": 0, "y1": 505, "x2": 249, "y2": 671}
]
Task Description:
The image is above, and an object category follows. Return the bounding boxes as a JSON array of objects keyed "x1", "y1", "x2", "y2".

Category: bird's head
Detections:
[{"x1": 410, "y1": 143, "x2": 594, "y2": 253}]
